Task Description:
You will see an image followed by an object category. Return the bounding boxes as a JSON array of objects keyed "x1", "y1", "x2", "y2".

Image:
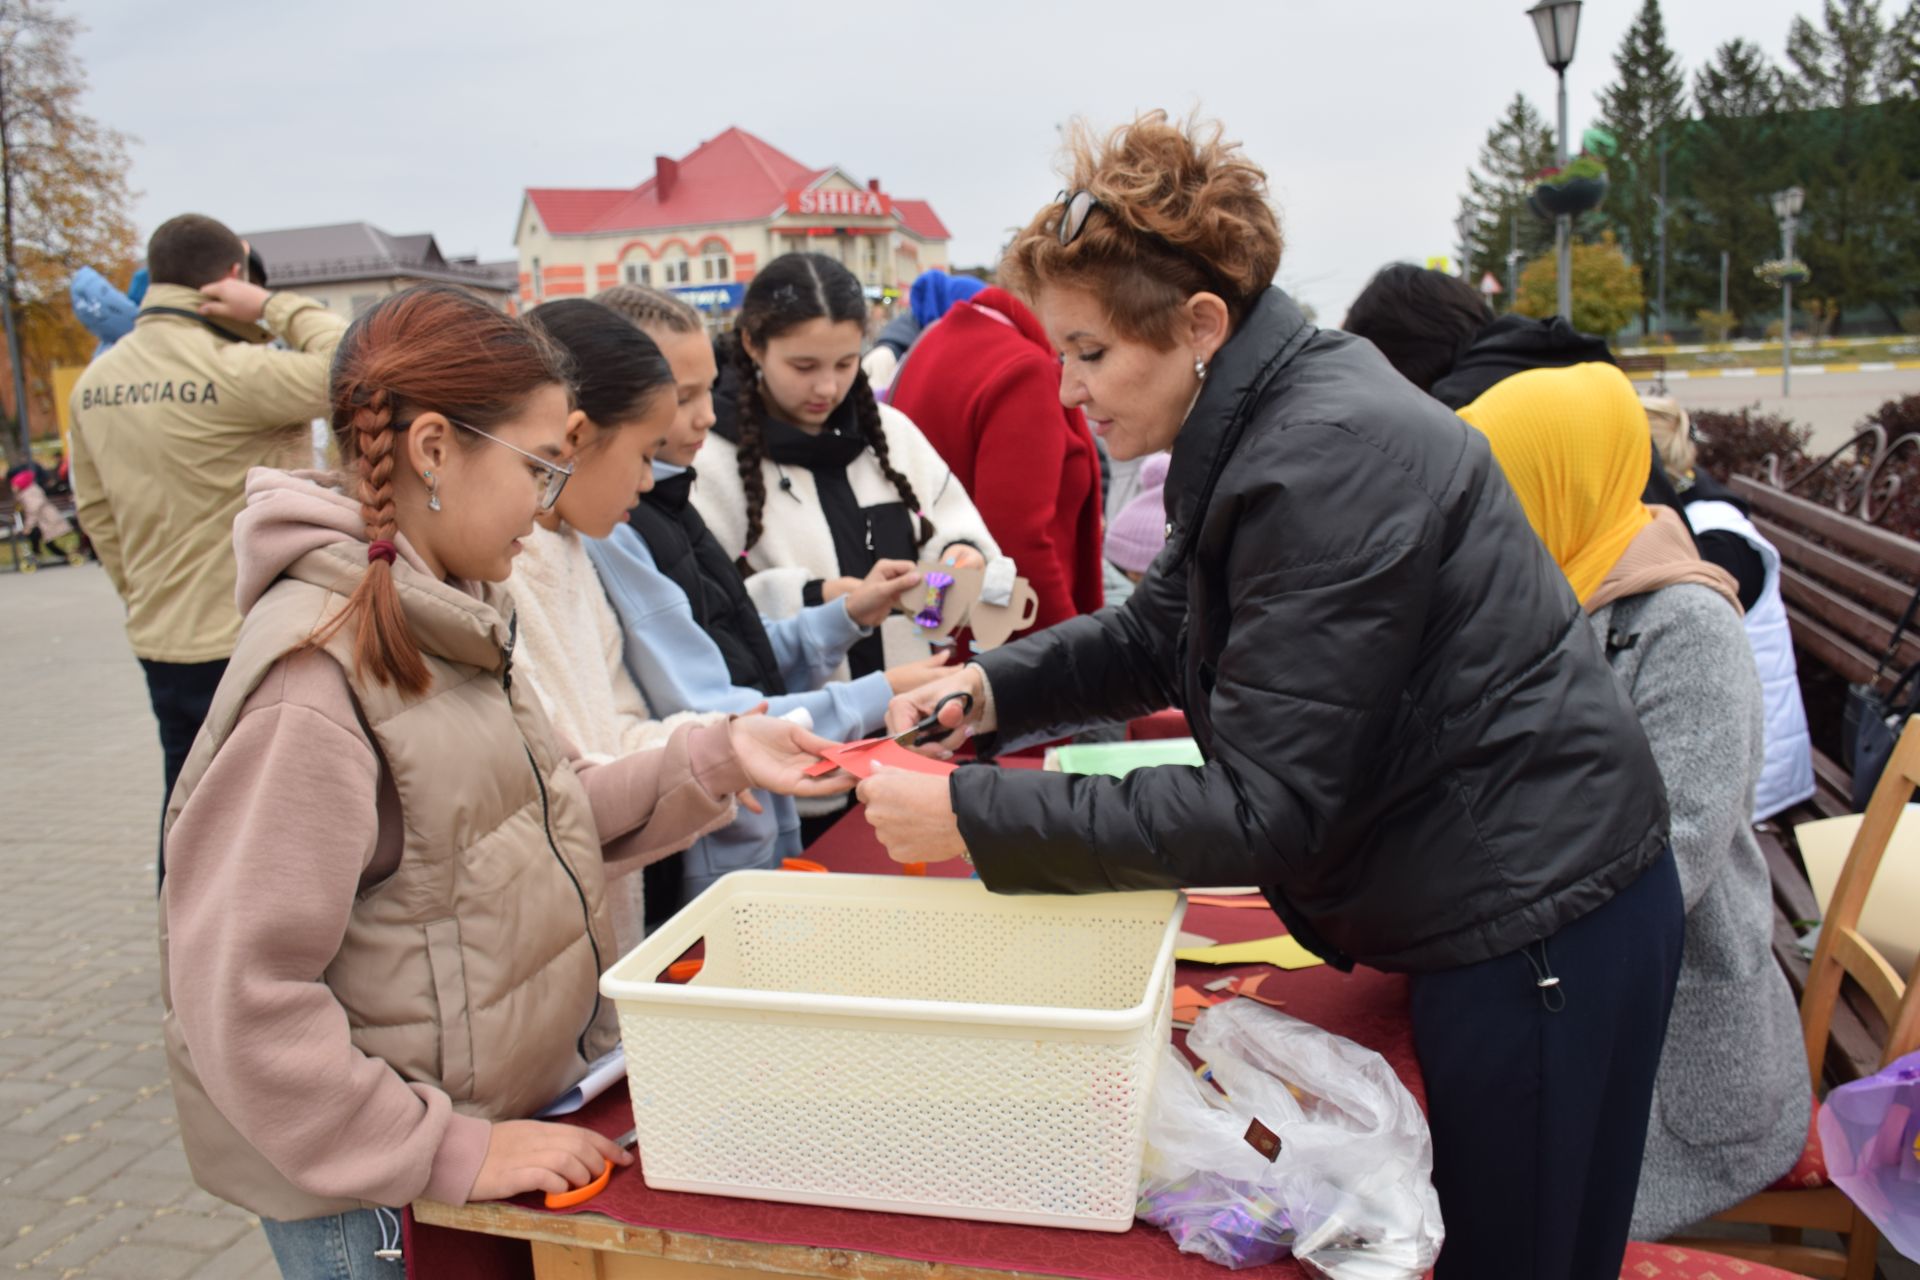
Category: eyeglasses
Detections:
[
  {"x1": 1057, "y1": 189, "x2": 1101, "y2": 246},
  {"x1": 448, "y1": 418, "x2": 573, "y2": 511}
]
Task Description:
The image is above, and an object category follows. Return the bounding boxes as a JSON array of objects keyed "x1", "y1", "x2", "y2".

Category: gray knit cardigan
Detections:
[{"x1": 1596, "y1": 584, "x2": 1810, "y2": 1239}]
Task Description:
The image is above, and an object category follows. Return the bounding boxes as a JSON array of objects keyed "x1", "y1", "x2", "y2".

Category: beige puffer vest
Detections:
[{"x1": 159, "y1": 541, "x2": 620, "y2": 1220}]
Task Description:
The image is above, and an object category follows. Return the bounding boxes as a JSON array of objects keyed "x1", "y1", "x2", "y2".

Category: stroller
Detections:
[{"x1": 6, "y1": 465, "x2": 89, "y2": 573}]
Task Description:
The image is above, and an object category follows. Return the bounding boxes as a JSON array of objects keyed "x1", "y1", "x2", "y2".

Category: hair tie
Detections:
[{"x1": 368, "y1": 539, "x2": 398, "y2": 566}]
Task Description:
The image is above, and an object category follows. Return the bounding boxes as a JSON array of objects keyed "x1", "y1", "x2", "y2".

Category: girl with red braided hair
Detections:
[{"x1": 155, "y1": 285, "x2": 850, "y2": 1280}]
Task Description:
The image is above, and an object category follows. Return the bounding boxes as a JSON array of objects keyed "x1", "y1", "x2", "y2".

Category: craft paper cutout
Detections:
[
  {"x1": 892, "y1": 563, "x2": 1039, "y2": 651},
  {"x1": 803, "y1": 736, "x2": 959, "y2": 781},
  {"x1": 1175, "y1": 934, "x2": 1326, "y2": 971},
  {"x1": 1187, "y1": 894, "x2": 1271, "y2": 910}
]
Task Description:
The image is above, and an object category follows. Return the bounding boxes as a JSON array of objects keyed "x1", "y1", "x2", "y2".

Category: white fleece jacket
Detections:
[
  {"x1": 691, "y1": 402, "x2": 1000, "y2": 678},
  {"x1": 508, "y1": 521, "x2": 723, "y2": 948}
]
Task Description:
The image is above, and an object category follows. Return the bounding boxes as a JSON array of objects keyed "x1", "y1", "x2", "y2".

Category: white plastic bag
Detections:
[{"x1": 1137, "y1": 999, "x2": 1443, "y2": 1278}]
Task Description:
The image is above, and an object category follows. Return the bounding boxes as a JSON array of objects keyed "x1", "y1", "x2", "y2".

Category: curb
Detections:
[{"x1": 1627, "y1": 359, "x2": 1920, "y2": 382}]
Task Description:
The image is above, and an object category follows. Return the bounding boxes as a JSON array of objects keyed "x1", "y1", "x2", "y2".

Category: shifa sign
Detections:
[{"x1": 784, "y1": 188, "x2": 892, "y2": 218}]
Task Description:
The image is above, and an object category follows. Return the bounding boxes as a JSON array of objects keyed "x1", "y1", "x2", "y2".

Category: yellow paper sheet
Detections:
[{"x1": 1176, "y1": 934, "x2": 1326, "y2": 971}]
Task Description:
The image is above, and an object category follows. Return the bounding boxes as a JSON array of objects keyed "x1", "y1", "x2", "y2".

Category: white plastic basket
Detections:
[{"x1": 600, "y1": 871, "x2": 1186, "y2": 1231}]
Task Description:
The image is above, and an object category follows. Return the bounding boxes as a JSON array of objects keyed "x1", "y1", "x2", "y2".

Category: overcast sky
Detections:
[{"x1": 71, "y1": 0, "x2": 1813, "y2": 321}]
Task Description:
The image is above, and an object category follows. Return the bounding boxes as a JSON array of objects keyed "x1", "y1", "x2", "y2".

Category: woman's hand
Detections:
[
  {"x1": 883, "y1": 664, "x2": 987, "y2": 755},
  {"x1": 857, "y1": 766, "x2": 969, "y2": 864},
  {"x1": 728, "y1": 714, "x2": 854, "y2": 798},
  {"x1": 884, "y1": 651, "x2": 953, "y2": 696},
  {"x1": 840, "y1": 559, "x2": 923, "y2": 627},
  {"x1": 469, "y1": 1120, "x2": 633, "y2": 1201},
  {"x1": 940, "y1": 545, "x2": 986, "y2": 572}
]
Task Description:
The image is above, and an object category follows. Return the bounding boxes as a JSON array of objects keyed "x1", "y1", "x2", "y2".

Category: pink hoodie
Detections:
[{"x1": 162, "y1": 470, "x2": 748, "y2": 1213}]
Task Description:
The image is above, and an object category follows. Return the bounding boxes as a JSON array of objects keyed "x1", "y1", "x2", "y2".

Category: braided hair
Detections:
[
  {"x1": 731, "y1": 252, "x2": 932, "y2": 573},
  {"x1": 304, "y1": 285, "x2": 570, "y2": 694}
]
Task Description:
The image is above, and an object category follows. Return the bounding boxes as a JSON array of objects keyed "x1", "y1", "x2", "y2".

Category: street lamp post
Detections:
[
  {"x1": 1455, "y1": 210, "x2": 1478, "y2": 286},
  {"x1": 1528, "y1": 0, "x2": 1583, "y2": 323},
  {"x1": 1771, "y1": 185, "x2": 1804, "y2": 398}
]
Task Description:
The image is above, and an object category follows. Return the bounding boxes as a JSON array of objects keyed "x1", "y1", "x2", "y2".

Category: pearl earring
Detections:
[
  {"x1": 1194, "y1": 358, "x2": 1208, "y2": 382},
  {"x1": 424, "y1": 471, "x2": 441, "y2": 513}
]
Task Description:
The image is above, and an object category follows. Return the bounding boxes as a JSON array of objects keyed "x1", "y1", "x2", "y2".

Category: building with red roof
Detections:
[{"x1": 514, "y1": 128, "x2": 951, "y2": 320}]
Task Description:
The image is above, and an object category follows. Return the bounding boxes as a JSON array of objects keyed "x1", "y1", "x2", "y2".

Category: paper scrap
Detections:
[
  {"x1": 1176, "y1": 930, "x2": 1218, "y2": 950},
  {"x1": 533, "y1": 1045, "x2": 626, "y2": 1117},
  {"x1": 803, "y1": 737, "x2": 959, "y2": 781},
  {"x1": 1176, "y1": 935, "x2": 1326, "y2": 971},
  {"x1": 1187, "y1": 894, "x2": 1270, "y2": 910}
]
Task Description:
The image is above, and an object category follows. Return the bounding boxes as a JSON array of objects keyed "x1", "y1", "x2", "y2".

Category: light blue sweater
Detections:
[{"x1": 585, "y1": 520, "x2": 894, "y2": 902}]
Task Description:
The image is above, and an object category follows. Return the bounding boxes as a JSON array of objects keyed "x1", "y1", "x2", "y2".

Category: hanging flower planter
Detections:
[
  {"x1": 1756, "y1": 259, "x2": 1811, "y2": 288},
  {"x1": 1531, "y1": 174, "x2": 1609, "y2": 219}
]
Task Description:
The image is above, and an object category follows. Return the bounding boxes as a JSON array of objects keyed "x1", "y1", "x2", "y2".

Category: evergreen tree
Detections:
[
  {"x1": 1884, "y1": 0, "x2": 1920, "y2": 97},
  {"x1": 1460, "y1": 94, "x2": 1558, "y2": 308},
  {"x1": 1671, "y1": 41, "x2": 1789, "y2": 331},
  {"x1": 1782, "y1": 0, "x2": 1906, "y2": 326},
  {"x1": 1595, "y1": 0, "x2": 1689, "y2": 333}
]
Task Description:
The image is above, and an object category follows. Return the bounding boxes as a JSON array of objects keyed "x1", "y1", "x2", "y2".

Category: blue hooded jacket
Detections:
[{"x1": 70, "y1": 266, "x2": 148, "y2": 356}]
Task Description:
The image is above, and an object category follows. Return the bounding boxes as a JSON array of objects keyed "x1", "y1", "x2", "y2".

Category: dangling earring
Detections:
[
  {"x1": 1194, "y1": 357, "x2": 1208, "y2": 382},
  {"x1": 753, "y1": 364, "x2": 764, "y2": 384},
  {"x1": 423, "y1": 471, "x2": 441, "y2": 513}
]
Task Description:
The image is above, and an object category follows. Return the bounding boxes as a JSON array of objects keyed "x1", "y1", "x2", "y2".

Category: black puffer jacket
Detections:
[
  {"x1": 954, "y1": 289, "x2": 1671, "y2": 973},
  {"x1": 626, "y1": 468, "x2": 786, "y2": 697}
]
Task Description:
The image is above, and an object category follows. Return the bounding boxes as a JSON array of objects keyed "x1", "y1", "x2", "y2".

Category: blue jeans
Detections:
[{"x1": 259, "y1": 1207, "x2": 403, "y2": 1280}]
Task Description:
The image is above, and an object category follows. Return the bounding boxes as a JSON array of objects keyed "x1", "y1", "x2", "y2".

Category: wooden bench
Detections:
[
  {"x1": 1618, "y1": 352, "x2": 1670, "y2": 393},
  {"x1": 1731, "y1": 472, "x2": 1920, "y2": 1083},
  {"x1": 1, "y1": 486, "x2": 83, "y2": 572}
]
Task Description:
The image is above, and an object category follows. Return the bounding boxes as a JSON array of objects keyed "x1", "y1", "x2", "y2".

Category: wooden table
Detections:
[{"x1": 411, "y1": 798, "x2": 1423, "y2": 1280}]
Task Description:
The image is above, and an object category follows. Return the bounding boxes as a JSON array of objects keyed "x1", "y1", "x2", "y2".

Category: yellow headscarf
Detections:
[{"x1": 1458, "y1": 363, "x2": 1654, "y2": 604}]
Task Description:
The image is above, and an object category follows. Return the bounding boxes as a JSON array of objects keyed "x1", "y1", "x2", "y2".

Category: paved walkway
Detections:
[{"x1": 0, "y1": 564, "x2": 272, "y2": 1278}]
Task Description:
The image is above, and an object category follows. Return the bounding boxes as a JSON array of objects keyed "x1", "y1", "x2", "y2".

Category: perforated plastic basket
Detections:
[{"x1": 600, "y1": 871, "x2": 1185, "y2": 1231}]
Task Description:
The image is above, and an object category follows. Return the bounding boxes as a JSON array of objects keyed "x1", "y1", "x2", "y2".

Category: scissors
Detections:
[
  {"x1": 891, "y1": 691, "x2": 974, "y2": 748},
  {"x1": 544, "y1": 1127, "x2": 638, "y2": 1210}
]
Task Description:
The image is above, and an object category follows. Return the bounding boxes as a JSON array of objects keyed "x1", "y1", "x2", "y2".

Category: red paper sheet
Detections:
[
  {"x1": 803, "y1": 736, "x2": 960, "y2": 780},
  {"x1": 407, "y1": 779, "x2": 1424, "y2": 1280}
]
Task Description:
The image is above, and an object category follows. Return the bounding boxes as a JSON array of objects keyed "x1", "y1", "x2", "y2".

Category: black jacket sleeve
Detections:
[
  {"x1": 1694, "y1": 530, "x2": 1766, "y2": 612},
  {"x1": 970, "y1": 547, "x2": 1187, "y2": 751},
  {"x1": 954, "y1": 424, "x2": 1446, "y2": 895}
]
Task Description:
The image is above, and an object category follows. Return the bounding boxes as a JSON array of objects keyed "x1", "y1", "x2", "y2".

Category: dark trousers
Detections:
[
  {"x1": 1410, "y1": 848, "x2": 1683, "y2": 1280},
  {"x1": 141, "y1": 657, "x2": 229, "y2": 889}
]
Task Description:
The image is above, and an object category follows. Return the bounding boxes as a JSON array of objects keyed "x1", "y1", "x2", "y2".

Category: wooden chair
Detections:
[{"x1": 1670, "y1": 718, "x2": 1920, "y2": 1277}]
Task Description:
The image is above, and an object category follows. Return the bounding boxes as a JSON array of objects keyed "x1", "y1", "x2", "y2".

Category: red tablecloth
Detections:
[{"x1": 407, "y1": 799, "x2": 1422, "y2": 1280}]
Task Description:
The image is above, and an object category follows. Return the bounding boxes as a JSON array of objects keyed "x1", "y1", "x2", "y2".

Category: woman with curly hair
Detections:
[{"x1": 859, "y1": 112, "x2": 1683, "y2": 1279}]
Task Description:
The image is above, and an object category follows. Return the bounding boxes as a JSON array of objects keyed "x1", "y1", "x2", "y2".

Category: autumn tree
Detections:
[
  {"x1": 0, "y1": 0, "x2": 137, "y2": 457},
  {"x1": 1514, "y1": 232, "x2": 1647, "y2": 338}
]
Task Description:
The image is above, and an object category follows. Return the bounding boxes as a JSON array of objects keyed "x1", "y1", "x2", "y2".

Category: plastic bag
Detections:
[
  {"x1": 1137, "y1": 999, "x2": 1443, "y2": 1278},
  {"x1": 1817, "y1": 1048, "x2": 1920, "y2": 1260}
]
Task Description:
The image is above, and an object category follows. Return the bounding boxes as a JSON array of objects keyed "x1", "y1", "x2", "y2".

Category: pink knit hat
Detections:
[
  {"x1": 9, "y1": 470, "x2": 32, "y2": 493},
  {"x1": 1105, "y1": 454, "x2": 1172, "y2": 575}
]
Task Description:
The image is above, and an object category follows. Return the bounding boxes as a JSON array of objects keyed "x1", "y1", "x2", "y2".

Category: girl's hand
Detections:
[
  {"x1": 856, "y1": 766, "x2": 968, "y2": 863},
  {"x1": 940, "y1": 545, "x2": 986, "y2": 572},
  {"x1": 884, "y1": 651, "x2": 953, "y2": 696},
  {"x1": 728, "y1": 714, "x2": 854, "y2": 798},
  {"x1": 844, "y1": 559, "x2": 923, "y2": 627},
  {"x1": 470, "y1": 1120, "x2": 634, "y2": 1201}
]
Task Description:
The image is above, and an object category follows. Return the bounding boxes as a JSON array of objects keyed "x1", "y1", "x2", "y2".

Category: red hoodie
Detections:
[{"x1": 888, "y1": 288, "x2": 1103, "y2": 633}]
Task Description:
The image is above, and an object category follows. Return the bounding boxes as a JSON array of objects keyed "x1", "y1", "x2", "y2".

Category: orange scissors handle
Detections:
[{"x1": 544, "y1": 1160, "x2": 612, "y2": 1210}]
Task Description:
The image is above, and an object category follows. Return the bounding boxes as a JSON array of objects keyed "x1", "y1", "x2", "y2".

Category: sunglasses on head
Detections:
[{"x1": 1056, "y1": 189, "x2": 1101, "y2": 246}]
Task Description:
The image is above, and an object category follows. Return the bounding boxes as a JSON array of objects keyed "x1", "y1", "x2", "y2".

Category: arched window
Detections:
[
  {"x1": 659, "y1": 245, "x2": 691, "y2": 286},
  {"x1": 700, "y1": 240, "x2": 731, "y2": 282}
]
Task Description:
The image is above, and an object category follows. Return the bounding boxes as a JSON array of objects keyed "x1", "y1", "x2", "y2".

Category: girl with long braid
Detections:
[
  {"x1": 156, "y1": 286, "x2": 849, "y2": 1280},
  {"x1": 693, "y1": 253, "x2": 1000, "y2": 687}
]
